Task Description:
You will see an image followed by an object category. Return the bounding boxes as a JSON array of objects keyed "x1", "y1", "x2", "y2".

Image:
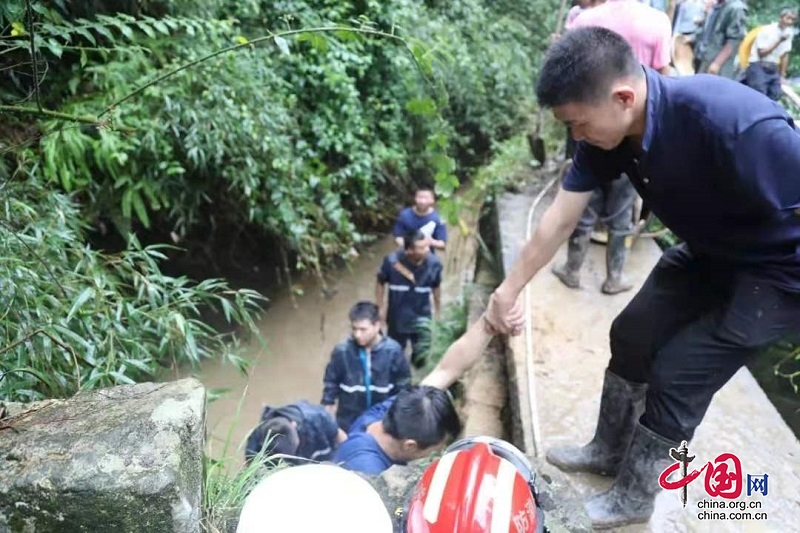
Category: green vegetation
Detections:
[
  {"x1": 0, "y1": 172, "x2": 265, "y2": 401},
  {"x1": 416, "y1": 287, "x2": 471, "y2": 375},
  {"x1": 0, "y1": 0, "x2": 551, "y2": 401},
  {"x1": 1, "y1": 0, "x2": 796, "y2": 419}
]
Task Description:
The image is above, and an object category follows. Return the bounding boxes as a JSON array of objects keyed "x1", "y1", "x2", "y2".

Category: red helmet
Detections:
[{"x1": 405, "y1": 436, "x2": 545, "y2": 533}]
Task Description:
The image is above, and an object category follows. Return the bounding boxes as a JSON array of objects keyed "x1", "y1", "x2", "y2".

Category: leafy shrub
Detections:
[
  {"x1": 1, "y1": 0, "x2": 544, "y2": 273},
  {"x1": 0, "y1": 168, "x2": 264, "y2": 402}
]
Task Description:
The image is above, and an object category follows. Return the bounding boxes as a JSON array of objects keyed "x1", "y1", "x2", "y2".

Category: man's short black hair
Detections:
[
  {"x1": 256, "y1": 416, "x2": 300, "y2": 458},
  {"x1": 349, "y1": 300, "x2": 380, "y2": 324},
  {"x1": 536, "y1": 27, "x2": 643, "y2": 108},
  {"x1": 403, "y1": 230, "x2": 426, "y2": 250},
  {"x1": 415, "y1": 184, "x2": 435, "y2": 195},
  {"x1": 383, "y1": 385, "x2": 461, "y2": 449}
]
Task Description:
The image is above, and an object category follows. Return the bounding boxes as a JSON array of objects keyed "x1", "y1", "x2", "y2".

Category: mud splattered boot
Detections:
[
  {"x1": 602, "y1": 234, "x2": 633, "y2": 294},
  {"x1": 545, "y1": 370, "x2": 647, "y2": 476},
  {"x1": 584, "y1": 422, "x2": 679, "y2": 529},
  {"x1": 551, "y1": 232, "x2": 591, "y2": 289}
]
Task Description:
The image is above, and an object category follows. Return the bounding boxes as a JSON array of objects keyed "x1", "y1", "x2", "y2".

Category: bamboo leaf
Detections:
[{"x1": 67, "y1": 287, "x2": 94, "y2": 322}]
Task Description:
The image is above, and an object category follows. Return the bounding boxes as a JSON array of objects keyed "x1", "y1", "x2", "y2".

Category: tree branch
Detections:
[
  {"x1": 0, "y1": 104, "x2": 135, "y2": 132},
  {"x1": 100, "y1": 25, "x2": 414, "y2": 117},
  {"x1": 25, "y1": 0, "x2": 41, "y2": 111},
  {"x1": 2, "y1": 25, "x2": 423, "y2": 135}
]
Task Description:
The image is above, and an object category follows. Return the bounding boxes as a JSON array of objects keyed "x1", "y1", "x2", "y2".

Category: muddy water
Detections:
[{"x1": 178, "y1": 236, "x2": 398, "y2": 463}]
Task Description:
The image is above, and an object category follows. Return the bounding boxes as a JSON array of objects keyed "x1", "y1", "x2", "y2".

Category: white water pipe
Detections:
[{"x1": 522, "y1": 167, "x2": 563, "y2": 458}]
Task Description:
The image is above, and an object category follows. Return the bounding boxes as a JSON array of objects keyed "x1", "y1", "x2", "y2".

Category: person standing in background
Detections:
[
  {"x1": 694, "y1": 0, "x2": 748, "y2": 78},
  {"x1": 376, "y1": 231, "x2": 442, "y2": 369},
  {"x1": 672, "y1": 0, "x2": 707, "y2": 74},
  {"x1": 743, "y1": 7, "x2": 797, "y2": 100},
  {"x1": 553, "y1": 0, "x2": 673, "y2": 295},
  {"x1": 392, "y1": 185, "x2": 447, "y2": 253}
]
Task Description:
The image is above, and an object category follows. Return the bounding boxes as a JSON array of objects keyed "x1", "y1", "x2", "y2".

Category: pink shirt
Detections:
[
  {"x1": 564, "y1": 5, "x2": 584, "y2": 30},
  {"x1": 570, "y1": 0, "x2": 672, "y2": 70}
]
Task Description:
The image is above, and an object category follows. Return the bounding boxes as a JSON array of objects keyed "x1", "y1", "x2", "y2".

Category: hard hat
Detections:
[
  {"x1": 405, "y1": 436, "x2": 546, "y2": 533},
  {"x1": 236, "y1": 463, "x2": 393, "y2": 533}
]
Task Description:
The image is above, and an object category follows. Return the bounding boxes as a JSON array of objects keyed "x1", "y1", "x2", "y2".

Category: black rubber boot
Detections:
[
  {"x1": 602, "y1": 233, "x2": 633, "y2": 294},
  {"x1": 584, "y1": 422, "x2": 679, "y2": 529},
  {"x1": 552, "y1": 231, "x2": 591, "y2": 289},
  {"x1": 546, "y1": 370, "x2": 647, "y2": 476}
]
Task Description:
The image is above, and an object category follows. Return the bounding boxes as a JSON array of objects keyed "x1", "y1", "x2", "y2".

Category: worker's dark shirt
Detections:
[
  {"x1": 244, "y1": 401, "x2": 339, "y2": 464},
  {"x1": 321, "y1": 336, "x2": 410, "y2": 431},
  {"x1": 377, "y1": 251, "x2": 442, "y2": 334},
  {"x1": 564, "y1": 67, "x2": 800, "y2": 291},
  {"x1": 333, "y1": 396, "x2": 401, "y2": 475}
]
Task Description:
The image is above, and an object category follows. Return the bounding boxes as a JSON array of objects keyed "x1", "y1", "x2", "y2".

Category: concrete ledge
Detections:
[{"x1": 496, "y1": 179, "x2": 558, "y2": 460}]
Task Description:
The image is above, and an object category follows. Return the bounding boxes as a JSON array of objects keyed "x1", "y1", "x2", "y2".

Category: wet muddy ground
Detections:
[{"x1": 525, "y1": 223, "x2": 800, "y2": 532}]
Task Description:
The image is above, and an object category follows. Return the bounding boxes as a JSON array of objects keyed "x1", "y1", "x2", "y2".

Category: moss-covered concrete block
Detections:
[{"x1": 0, "y1": 379, "x2": 205, "y2": 533}]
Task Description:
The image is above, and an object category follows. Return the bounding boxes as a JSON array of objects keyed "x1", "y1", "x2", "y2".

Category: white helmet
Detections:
[{"x1": 236, "y1": 464, "x2": 393, "y2": 533}]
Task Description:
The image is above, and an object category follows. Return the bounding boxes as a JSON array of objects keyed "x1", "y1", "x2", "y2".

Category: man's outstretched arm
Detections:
[
  {"x1": 421, "y1": 314, "x2": 496, "y2": 390},
  {"x1": 486, "y1": 187, "x2": 592, "y2": 333}
]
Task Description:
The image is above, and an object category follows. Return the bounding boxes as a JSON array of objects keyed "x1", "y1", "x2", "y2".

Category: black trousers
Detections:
[
  {"x1": 608, "y1": 243, "x2": 800, "y2": 442},
  {"x1": 389, "y1": 329, "x2": 424, "y2": 368},
  {"x1": 744, "y1": 62, "x2": 782, "y2": 101}
]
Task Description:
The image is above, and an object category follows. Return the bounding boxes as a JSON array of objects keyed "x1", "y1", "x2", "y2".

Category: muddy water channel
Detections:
[{"x1": 179, "y1": 236, "x2": 399, "y2": 463}]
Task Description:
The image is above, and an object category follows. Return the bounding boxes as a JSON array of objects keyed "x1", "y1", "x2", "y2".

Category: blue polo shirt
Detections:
[
  {"x1": 333, "y1": 396, "x2": 402, "y2": 475},
  {"x1": 377, "y1": 251, "x2": 442, "y2": 334},
  {"x1": 564, "y1": 67, "x2": 800, "y2": 291},
  {"x1": 392, "y1": 207, "x2": 448, "y2": 247}
]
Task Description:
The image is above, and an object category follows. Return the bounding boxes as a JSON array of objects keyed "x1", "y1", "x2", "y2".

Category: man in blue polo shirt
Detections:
[
  {"x1": 332, "y1": 384, "x2": 460, "y2": 475},
  {"x1": 392, "y1": 185, "x2": 448, "y2": 253},
  {"x1": 376, "y1": 230, "x2": 443, "y2": 369},
  {"x1": 484, "y1": 27, "x2": 800, "y2": 529}
]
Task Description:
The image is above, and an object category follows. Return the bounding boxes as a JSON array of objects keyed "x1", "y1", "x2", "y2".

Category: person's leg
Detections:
[
  {"x1": 586, "y1": 271, "x2": 800, "y2": 528},
  {"x1": 645, "y1": 273, "x2": 800, "y2": 441},
  {"x1": 547, "y1": 244, "x2": 727, "y2": 475},
  {"x1": 765, "y1": 67, "x2": 783, "y2": 101},
  {"x1": 388, "y1": 329, "x2": 409, "y2": 355},
  {"x1": 408, "y1": 332, "x2": 426, "y2": 369},
  {"x1": 600, "y1": 178, "x2": 637, "y2": 294},
  {"x1": 744, "y1": 63, "x2": 769, "y2": 96},
  {"x1": 551, "y1": 188, "x2": 601, "y2": 288}
]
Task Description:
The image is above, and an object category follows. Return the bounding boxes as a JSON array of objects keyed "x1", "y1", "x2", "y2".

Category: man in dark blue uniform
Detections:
[
  {"x1": 321, "y1": 301, "x2": 410, "y2": 431},
  {"x1": 244, "y1": 400, "x2": 346, "y2": 465},
  {"x1": 392, "y1": 185, "x2": 448, "y2": 253},
  {"x1": 485, "y1": 26, "x2": 800, "y2": 529},
  {"x1": 376, "y1": 230, "x2": 443, "y2": 369}
]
